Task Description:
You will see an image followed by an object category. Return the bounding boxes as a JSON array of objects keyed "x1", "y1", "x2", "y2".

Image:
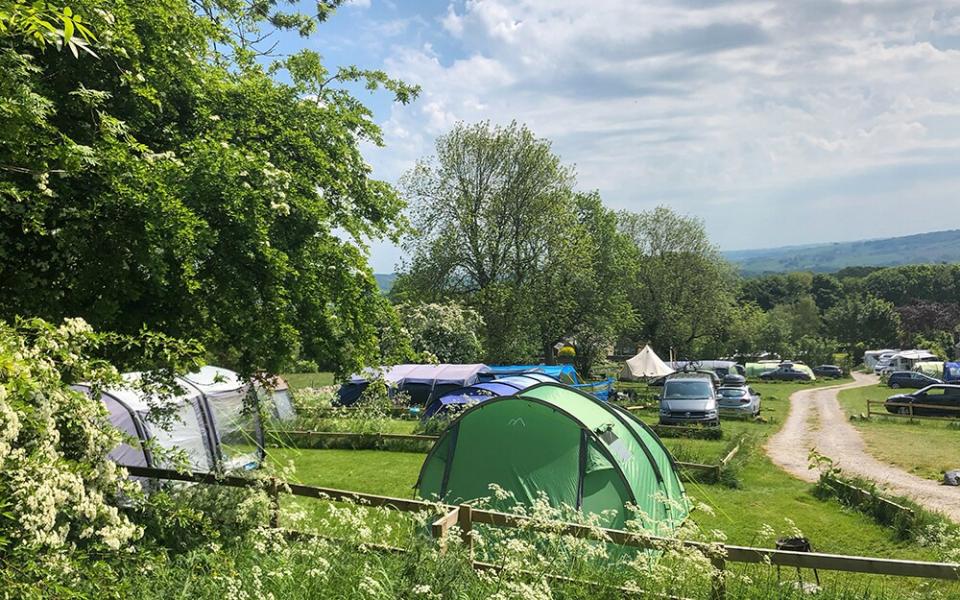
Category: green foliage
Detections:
[
  {"x1": 0, "y1": 316, "x2": 205, "y2": 586},
  {"x1": 0, "y1": 0, "x2": 416, "y2": 376},
  {"x1": 398, "y1": 301, "x2": 484, "y2": 363},
  {"x1": 863, "y1": 264, "x2": 960, "y2": 306},
  {"x1": 0, "y1": 1, "x2": 96, "y2": 56},
  {"x1": 618, "y1": 206, "x2": 735, "y2": 357},
  {"x1": 824, "y1": 294, "x2": 902, "y2": 349},
  {"x1": 399, "y1": 122, "x2": 633, "y2": 372}
]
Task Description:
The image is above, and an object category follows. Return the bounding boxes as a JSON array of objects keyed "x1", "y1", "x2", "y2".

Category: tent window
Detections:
[{"x1": 599, "y1": 429, "x2": 632, "y2": 464}]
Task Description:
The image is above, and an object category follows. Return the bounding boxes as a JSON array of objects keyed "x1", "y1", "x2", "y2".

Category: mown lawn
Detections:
[{"x1": 838, "y1": 384, "x2": 960, "y2": 481}]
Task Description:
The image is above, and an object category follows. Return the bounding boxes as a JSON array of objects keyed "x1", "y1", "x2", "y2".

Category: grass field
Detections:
[
  {"x1": 282, "y1": 372, "x2": 336, "y2": 389},
  {"x1": 263, "y1": 375, "x2": 960, "y2": 596},
  {"x1": 838, "y1": 384, "x2": 960, "y2": 481}
]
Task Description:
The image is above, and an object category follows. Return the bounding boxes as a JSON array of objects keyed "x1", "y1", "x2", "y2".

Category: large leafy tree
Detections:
[
  {"x1": 863, "y1": 264, "x2": 960, "y2": 306},
  {"x1": 618, "y1": 207, "x2": 736, "y2": 358},
  {"x1": 0, "y1": 0, "x2": 418, "y2": 375},
  {"x1": 823, "y1": 294, "x2": 902, "y2": 350},
  {"x1": 398, "y1": 121, "x2": 574, "y2": 361},
  {"x1": 398, "y1": 122, "x2": 631, "y2": 372}
]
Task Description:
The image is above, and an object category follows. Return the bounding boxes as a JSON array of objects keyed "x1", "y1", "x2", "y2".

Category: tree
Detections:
[
  {"x1": 896, "y1": 301, "x2": 960, "y2": 340},
  {"x1": 863, "y1": 264, "x2": 960, "y2": 306},
  {"x1": 811, "y1": 273, "x2": 844, "y2": 312},
  {"x1": 618, "y1": 207, "x2": 735, "y2": 357},
  {"x1": 824, "y1": 294, "x2": 902, "y2": 349},
  {"x1": 528, "y1": 192, "x2": 636, "y2": 375},
  {"x1": 398, "y1": 302, "x2": 484, "y2": 363},
  {"x1": 0, "y1": 0, "x2": 418, "y2": 376},
  {"x1": 399, "y1": 122, "x2": 631, "y2": 372}
]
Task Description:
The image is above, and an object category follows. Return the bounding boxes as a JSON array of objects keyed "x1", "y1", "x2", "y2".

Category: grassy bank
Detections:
[{"x1": 837, "y1": 384, "x2": 960, "y2": 481}]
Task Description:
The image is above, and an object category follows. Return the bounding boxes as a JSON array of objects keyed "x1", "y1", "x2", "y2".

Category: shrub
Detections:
[{"x1": 0, "y1": 317, "x2": 205, "y2": 590}]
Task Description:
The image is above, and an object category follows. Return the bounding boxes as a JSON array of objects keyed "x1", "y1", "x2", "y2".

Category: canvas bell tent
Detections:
[
  {"x1": 620, "y1": 346, "x2": 673, "y2": 381},
  {"x1": 416, "y1": 382, "x2": 689, "y2": 533},
  {"x1": 422, "y1": 373, "x2": 556, "y2": 419},
  {"x1": 337, "y1": 363, "x2": 492, "y2": 406},
  {"x1": 78, "y1": 366, "x2": 262, "y2": 473}
]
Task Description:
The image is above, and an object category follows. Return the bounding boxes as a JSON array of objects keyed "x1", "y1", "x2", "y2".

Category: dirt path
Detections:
[{"x1": 765, "y1": 372, "x2": 960, "y2": 523}]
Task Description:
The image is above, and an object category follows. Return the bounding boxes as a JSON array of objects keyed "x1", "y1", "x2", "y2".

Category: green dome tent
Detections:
[{"x1": 415, "y1": 383, "x2": 689, "y2": 533}]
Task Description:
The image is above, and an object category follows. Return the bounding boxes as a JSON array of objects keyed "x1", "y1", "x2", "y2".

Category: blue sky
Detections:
[{"x1": 276, "y1": 1, "x2": 960, "y2": 272}]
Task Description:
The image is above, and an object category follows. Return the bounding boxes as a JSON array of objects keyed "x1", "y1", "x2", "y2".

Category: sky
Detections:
[{"x1": 278, "y1": 0, "x2": 960, "y2": 272}]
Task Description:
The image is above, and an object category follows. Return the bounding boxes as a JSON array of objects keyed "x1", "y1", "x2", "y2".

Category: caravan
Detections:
[{"x1": 888, "y1": 350, "x2": 940, "y2": 373}]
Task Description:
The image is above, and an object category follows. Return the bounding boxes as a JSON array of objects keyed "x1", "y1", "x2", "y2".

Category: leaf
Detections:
[{"x1": 63, "y1": 18, "x2": 74, "y2": 44}]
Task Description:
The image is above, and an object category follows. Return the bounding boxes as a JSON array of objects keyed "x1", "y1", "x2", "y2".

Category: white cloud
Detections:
[{"x1": 359, "y1": 0, "x2": 960, "y2": 261}]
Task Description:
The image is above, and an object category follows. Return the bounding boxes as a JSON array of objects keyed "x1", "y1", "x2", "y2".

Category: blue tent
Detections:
[
  {"x1": 423, "y1": 373, "x2": 556, "y2": 419},
  {"x1": 489, "y1": 364, "x2": 615, "y2": 401},
  {"x1": 488, "y1": 364, "x2": 582, "y2": 384},
  {"x1": 945, "y1": 362, "x2": 960, "y2": 383},
  {"x1": 337, "y1": 364, "x2": 492, "y2": 406}
]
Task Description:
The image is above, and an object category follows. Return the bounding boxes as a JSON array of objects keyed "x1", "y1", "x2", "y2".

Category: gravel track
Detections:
[{"x1": 764, "y1": 372, "x2": 960, "y2": 523}]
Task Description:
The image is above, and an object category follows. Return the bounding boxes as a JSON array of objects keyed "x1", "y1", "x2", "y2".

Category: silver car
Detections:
[
  {"x1": 717, "y1": 385, "x2": 761, "y2": 418},
  {"x1": 659, "y1": 376, "x2": 719, "y2": 426}
]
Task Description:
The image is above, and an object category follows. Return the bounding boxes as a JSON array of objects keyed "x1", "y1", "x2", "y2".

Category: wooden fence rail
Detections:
[
  {"x1": 269, "y1": 430, "x2": 439, "y2": 442},
  {"x1": 124, "y1": 465, "x2": 960, "y2": 600},
  {"x1": 866, "y1": 399, "x2": 960, "y2": 422},
  {"x1": 821, "y1": 476, "x2": 915, "y2": 521}
]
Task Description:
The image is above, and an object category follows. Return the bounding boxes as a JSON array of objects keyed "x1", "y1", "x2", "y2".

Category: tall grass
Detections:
[{"x1": 13, "y1": 476, "x2": 955, "y2": 600}]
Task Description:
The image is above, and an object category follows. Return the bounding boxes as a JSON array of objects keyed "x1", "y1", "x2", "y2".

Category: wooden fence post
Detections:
[
  {"x1": 269, "y1": 476, "x2": 280, "y2": 528},
  {"x1": 431, "y1": 507, "x2": 460, "y2": 555},
  {"x1": 710, "y1": 553, "x2": 727, "y2": 600},
  {"x1": 458, "y1": 503, "x2": 474, "y2": 558}
]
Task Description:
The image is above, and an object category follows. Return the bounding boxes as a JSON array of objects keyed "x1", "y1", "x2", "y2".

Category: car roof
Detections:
[
  {"x1": 667, "y1": 374, "x2": 714, "y2": 381},
  {"x1": 916, "y1": 384, "x2": 960, "y2": 392}
]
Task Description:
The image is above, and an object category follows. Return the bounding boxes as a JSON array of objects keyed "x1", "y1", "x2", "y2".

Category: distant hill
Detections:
[
  {"x1": 724, "y1": 229, "x2": 960, "y2": 275},
  {"x1": 374, "y1": 273, "x2": 397, "y2": 294}
]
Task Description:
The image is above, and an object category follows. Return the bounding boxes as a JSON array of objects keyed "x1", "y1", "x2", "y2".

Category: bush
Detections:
[
  {"x1": 397, "y1": 302, "x2": 485, "y2": 363},
  {"x1": 651, "y1": 424, "x2": 723, "y2": 440}
]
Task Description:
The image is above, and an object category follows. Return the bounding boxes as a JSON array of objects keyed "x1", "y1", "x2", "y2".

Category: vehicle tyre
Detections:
[
  {"x1": 890, "y1": 383, "x2": 900, "y2": 389},
  {"x1": 897, "y1": 406, "x2": 910, "y2": 415}
]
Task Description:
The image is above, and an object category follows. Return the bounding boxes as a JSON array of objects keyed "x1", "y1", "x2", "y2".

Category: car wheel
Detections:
[
  {"x1": 897, "y1": 406, "x2": 911, "y2": 415},
  {"x1": 890, "y1": 383, "x2": 900, "y2": 389}
]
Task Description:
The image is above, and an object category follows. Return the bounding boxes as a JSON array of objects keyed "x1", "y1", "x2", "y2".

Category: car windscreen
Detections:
[
  {"x1": 664, "y1": 380, "x2": 712, "y2": 399},
  {"x1": 718, "y1": 388, "x2": 746, "y2": 398}
]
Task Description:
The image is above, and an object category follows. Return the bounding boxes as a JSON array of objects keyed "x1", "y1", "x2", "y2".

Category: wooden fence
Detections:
[
  {"x1": 866, "y1": 399, "x2": 960, "y2": 422},
  {"x1": 125, "y1": 465, "x2": 960, "y2": 600},
  {"x1": 821, "y1": 476, "x2": 915, "y2": 522}
]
